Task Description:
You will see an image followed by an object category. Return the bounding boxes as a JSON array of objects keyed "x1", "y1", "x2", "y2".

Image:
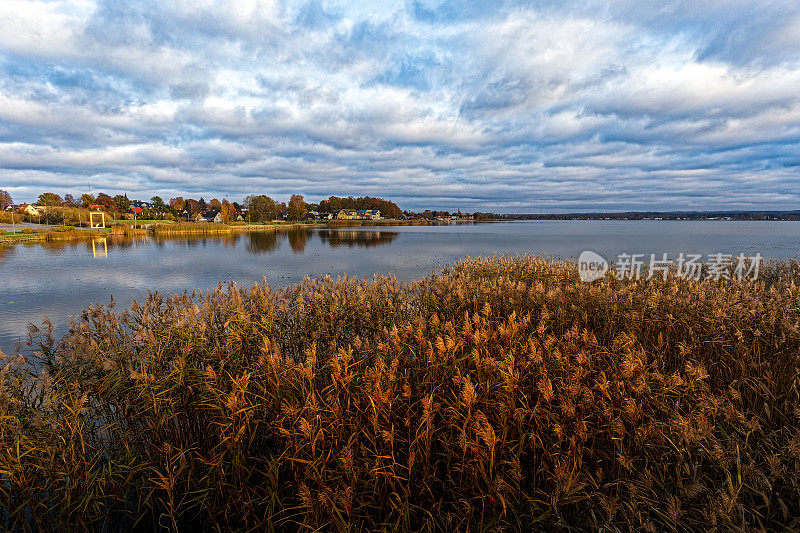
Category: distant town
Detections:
[
  {"x1": 0, "y1": 190, "x2": 481, "y2": 226},
  {"x1": 0, "y1": 191, "x2": 412, "y2": 226},
  {"x1": 1, "y1": 189, "x2": 799, "y2": 226}
]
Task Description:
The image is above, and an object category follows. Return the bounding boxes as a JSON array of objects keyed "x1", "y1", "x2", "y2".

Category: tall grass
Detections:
[
  {"x1": 150, "y1": 222, "x2": 276, "y2": 236},
  {"x1": 1, "y1": 255, "x2": 799, "y2": 530},
  {"x1": 109, "y1": 225, "x2": 148, "y2": 237}
]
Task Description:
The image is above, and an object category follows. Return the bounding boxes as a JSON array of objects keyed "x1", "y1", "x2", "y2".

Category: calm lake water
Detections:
[{"x1": 2, "y1": 220, "x2": 800, "y2": 353}]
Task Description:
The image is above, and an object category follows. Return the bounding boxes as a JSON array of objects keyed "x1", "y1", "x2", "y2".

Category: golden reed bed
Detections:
[{"x1": 1, "y1": 255, "x2": 799, "y2": 531}]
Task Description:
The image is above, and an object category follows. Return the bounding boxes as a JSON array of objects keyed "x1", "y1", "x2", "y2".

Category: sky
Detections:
[{"x1": 0, "y1": 0, "x2": 799, "y2": 212}]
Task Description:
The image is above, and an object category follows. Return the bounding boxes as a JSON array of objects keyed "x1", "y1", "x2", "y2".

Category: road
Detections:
[{"x1": 0, "y1": 222, "x2": 54, "y2": 231}]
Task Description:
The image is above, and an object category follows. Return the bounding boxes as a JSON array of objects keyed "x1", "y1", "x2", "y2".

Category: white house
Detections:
[{"x1": 18, "y1": 204, "x2": 43, "y2": 217}]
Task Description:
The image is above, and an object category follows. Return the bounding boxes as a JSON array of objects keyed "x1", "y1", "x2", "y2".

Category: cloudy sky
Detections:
[{"x1": 1, "y1": 0, "x2": 799, "y2": 212}]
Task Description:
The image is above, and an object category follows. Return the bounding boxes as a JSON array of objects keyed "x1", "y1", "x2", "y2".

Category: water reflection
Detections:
[
  {"x1": 0, "y1": 245, "x2": 16, "y2": 263},
  {"x1": 91, "y1": 238, "x2": 108, "y2": 258},
  {"x1": 244, "y1": 228, "x2": 398, "y2": 255},
  {"x1": 11, "y1": 229, "x2": 400, "y2": 261},
  {"x1": 246, "y1": 231, "x2": 279, "y2": 254},
  {"x1": 287, "y1": 229, "x2": 309, "y2": 253},
  {"x1": 153, "y1": 234, "x2": 242, "y2": 250},
  {"x1": 318, "y1": 229, "x2": 399, "y2": 248}
]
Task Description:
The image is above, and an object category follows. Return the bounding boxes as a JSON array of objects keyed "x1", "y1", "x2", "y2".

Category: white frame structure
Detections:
[{"x1": 89, "y1": 211, "x2": 106, "y2": 229}]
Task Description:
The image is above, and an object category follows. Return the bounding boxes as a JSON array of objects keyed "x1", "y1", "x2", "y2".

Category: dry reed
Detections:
[
  {"x1": 1, "y1": 255, "x2": 799, "y2": 531},
  {"x1": 150, "y1": 222, "x2": 235, "y2": 235}
]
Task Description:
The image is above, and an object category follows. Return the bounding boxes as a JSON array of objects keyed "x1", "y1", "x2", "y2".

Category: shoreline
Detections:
[
  {"x1": 0, "y1": 218, "x2": 484, "y2": 245},
  {"x1": 3, "y1": 216, "x2": 799, "y2": 246}
]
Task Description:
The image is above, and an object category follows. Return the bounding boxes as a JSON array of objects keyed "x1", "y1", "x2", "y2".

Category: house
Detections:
[
  {"x1": 357, "y1": 209, "x2": 381, "y2": 220},
  {"x1": 201, "y1": 210, "x2": 223, "y2": 223},
  {"x1": 335, "y1": 209, "x2": 360, "y2": 220},
  {"x1": 334, "y1": 209, "x2": 381, "y2": 220},
  {"x1": 130, "y1": 200, "x2": 152, "y2": 210},
  {"x1": 18, "y1": 204, "x2": 43, "y2": 216}
]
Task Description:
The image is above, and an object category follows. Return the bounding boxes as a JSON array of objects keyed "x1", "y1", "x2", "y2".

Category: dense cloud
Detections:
[{"x1": 0, "y1": 0, "x2": 798, "y2": 211}]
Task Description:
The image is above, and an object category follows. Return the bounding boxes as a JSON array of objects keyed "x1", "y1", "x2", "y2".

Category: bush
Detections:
[{"x1": 1, "y1": 256, "x2": 799, "y2": 530}]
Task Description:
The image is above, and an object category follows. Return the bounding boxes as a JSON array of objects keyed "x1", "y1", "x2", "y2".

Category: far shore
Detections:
[{"x1": 0, "y1": 218, "x2": 478, "y2": 245}]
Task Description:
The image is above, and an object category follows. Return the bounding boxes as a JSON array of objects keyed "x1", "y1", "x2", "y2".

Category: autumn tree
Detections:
[
  {"x1": 318, "y1": 196, "x2": 401, "y2": 218},
  {"x1": 95, "y1": 193, "x2": 115, "y2": 211},
  {"x1": 0, "y1": 189, "x2": 11, "y2": 210},
  {"x1": 151, "y1": 196, "x2": 165, "y2": 211},
  {"x1": 113, "y1": 195, "x2": 131, "y2": 213},
  {"x1": 38, "y1": 192, "x2": 62, "y2": 206},
  {"x1": 170, "y1": 197, "x2": 185, "y2": 211},
  {"x1": 319, "y1": 195, "x2": 342, "y2": 213},
  {"x1": 287, "y1": 194, "x2": 307, "y2": 221},
  {"x1": 220, "y1": 200, "x2": 237, "y2": 224},
  {"x1": 185, "y1": 199, "x2": 201, "y2": 215},
  {"x1": 209, "y1": 198, "x2": 222, "y2": 210},
  {"x1": 81, "y1": 194, "x2": 95, "y2": 208},
  {"x1": 244, "y1": 195, "x2": 281, "y2": 222}
]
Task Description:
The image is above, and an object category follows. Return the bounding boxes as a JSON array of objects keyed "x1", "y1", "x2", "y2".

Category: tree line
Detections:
[
  {"x1": 242, "y1": 195, "x2": 403, "y2": 222},
  {"x1": 1, "y1": 189, "x2": 406, "y2": 224},
  {"x1": 318, "y1": 196, "x2": 402, "y2": 218},
  {"x1": 167, "y1": 197, "x2": 237, "y2": 222},
  {"x1": 0, "y1": 190, "x2": 142, "y2": 214}
]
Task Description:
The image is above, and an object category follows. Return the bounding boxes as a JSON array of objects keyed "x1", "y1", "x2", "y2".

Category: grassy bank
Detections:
[
  {"x1": 2, "y1": 256, "x2": 799, "y2": 530},
  {"x1": 0, "y1": 219, "x2": 473, "y2": 244},
  {"x1": 0, "y1": 226, "x2": 110, "y2": 244},
  {"x1": 0, "y1": 222, "x2": 279, "y2": 243},
  {"x1": 0, "y1": 231, "x2": 42, "y2": 243},
  {"x1": 149, "y1": 222, "x2": 285, "y2": 236}
]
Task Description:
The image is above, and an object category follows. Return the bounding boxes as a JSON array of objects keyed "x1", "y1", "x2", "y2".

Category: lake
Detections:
[{"x1": 2, "y1": 220, "x2": 800, "y2": 353}]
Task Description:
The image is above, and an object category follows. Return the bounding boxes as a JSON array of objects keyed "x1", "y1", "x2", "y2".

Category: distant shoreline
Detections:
[{"x1": 496, "y1": 210, "x2": 800, "y2": 221}]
